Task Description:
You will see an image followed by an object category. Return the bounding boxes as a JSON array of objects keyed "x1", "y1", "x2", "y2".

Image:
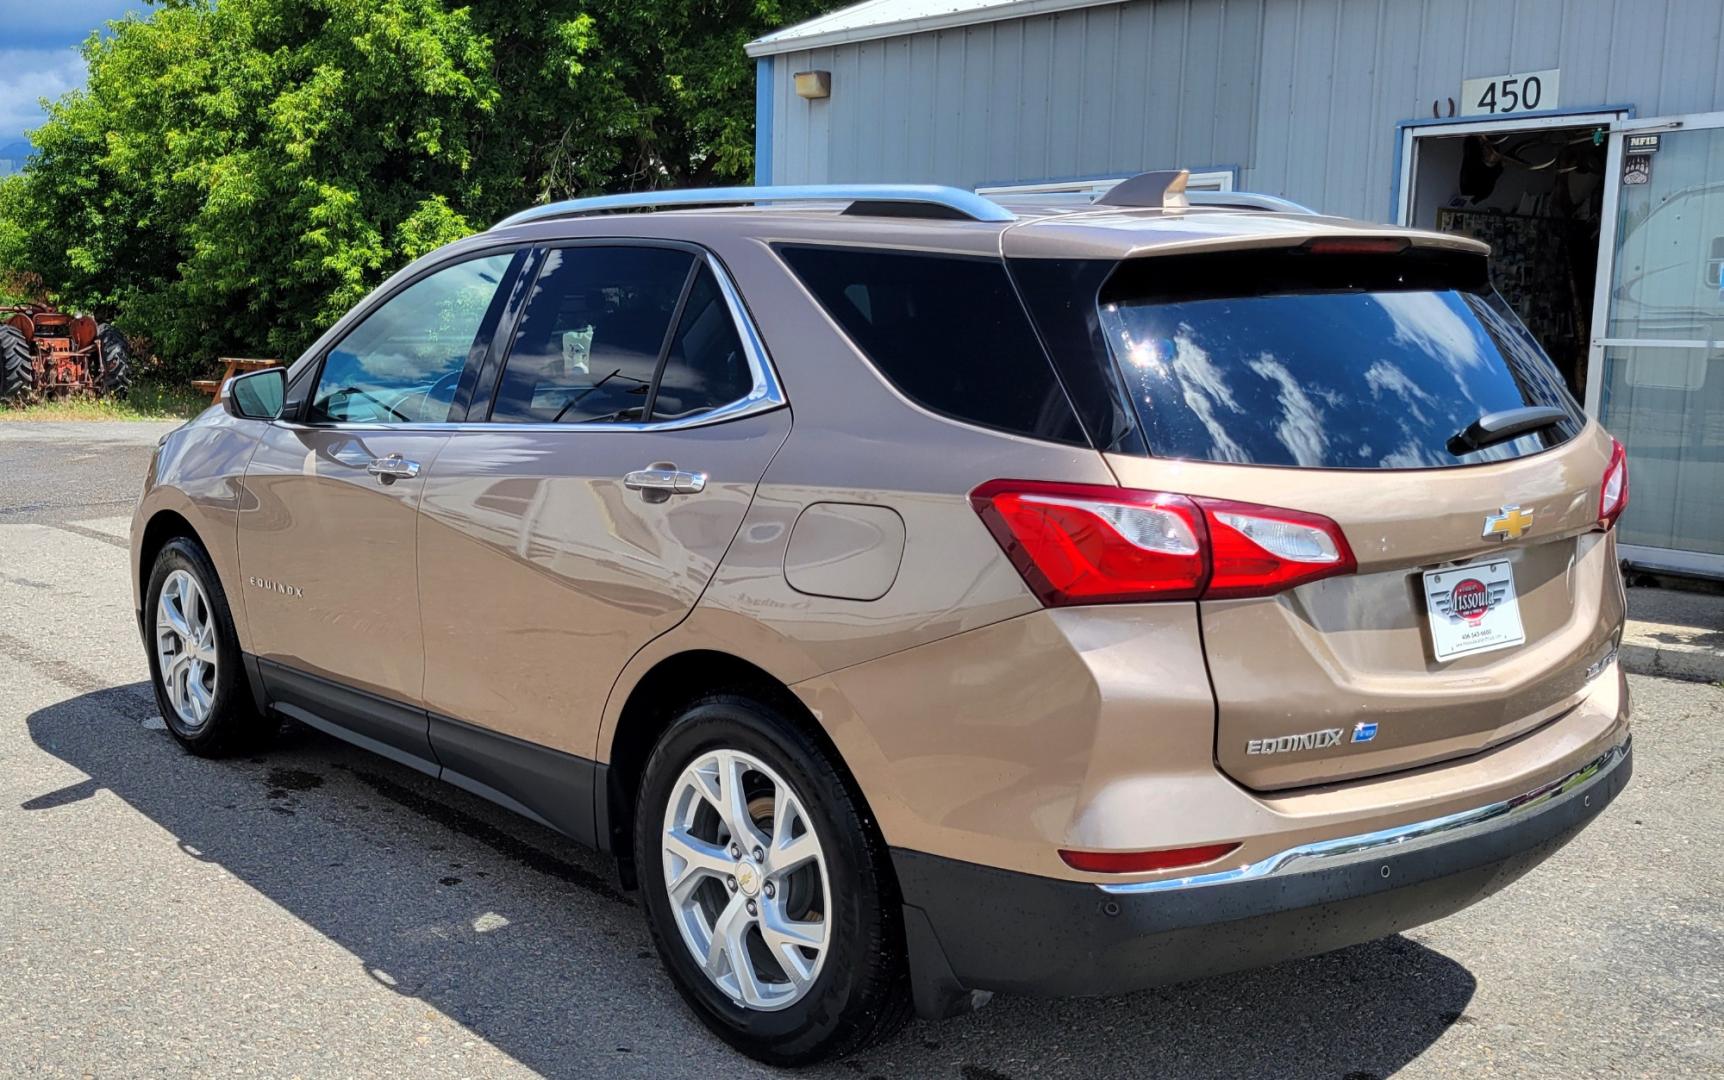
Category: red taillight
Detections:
[
  {"x1": 1599, "y1": 438, "x2": 1629, "y2": 529},
  {"x1": 1059, "y1": 842, "x2": 1241, "y2": 874},
  {"x1": 971, "y1": 480, "x2": 1355, "y2": 605},
  {"x1": 969, "y1": 480, "x2": 1208, "y2": 604},
  {"x1": 1199, "y1": 498, "x2": 1358, "y2": 599}
]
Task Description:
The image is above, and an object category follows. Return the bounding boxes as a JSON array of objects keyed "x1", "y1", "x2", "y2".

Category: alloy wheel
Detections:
[
  {"x1": 155, "y1": 569, "x2": 218, "y2": 731},
  {"x1": 660, "y1": 748, "x2": 831, "y2": 1011}
]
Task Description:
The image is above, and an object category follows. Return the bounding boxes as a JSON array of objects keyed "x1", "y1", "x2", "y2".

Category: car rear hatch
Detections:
[{"x1": 1006, "y1": 223, "x2": 1628, "y2": 790}]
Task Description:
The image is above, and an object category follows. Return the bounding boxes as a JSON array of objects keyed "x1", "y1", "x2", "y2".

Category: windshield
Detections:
[{"x1": 1097, "y1": 277, "x2": 1584, "y2": 470}]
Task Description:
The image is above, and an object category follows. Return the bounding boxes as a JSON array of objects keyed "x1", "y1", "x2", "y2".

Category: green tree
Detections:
[{"x1": 0, "y1": 0, "x2": 830, "y2": 373}]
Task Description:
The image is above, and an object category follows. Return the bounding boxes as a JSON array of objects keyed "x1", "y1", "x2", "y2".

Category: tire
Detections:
[
  {"x1": 144, "y1": 537, "x2": 277, "y2": 756},
  {"x1": 0, "y1": 325, "x2": 31, "y2": 404},
  {"x1": 635, "y1": 694, "x2": 912, "y2": 1066},
  {"x1": 95, "y1": 323, "x2": 131, "y2": 398}
]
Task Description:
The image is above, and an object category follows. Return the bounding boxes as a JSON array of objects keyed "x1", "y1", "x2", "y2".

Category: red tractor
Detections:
[{"x1": 0, "y1": 303, "x2": 132, "y2": 403}]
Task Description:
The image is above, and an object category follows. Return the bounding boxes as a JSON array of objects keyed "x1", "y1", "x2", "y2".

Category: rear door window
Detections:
[
  {"x1": 1097, "y1": 251, "x2": 1583, "y2": 469},
  {"x1": 491, "y1": 246, "x2": 694, "y2": 423},
  {"x1": 650, "y1": 266, "x2": 752, "y2": 421},
  {"x1": 778, "y1": 245, "x2": 1085, "y2": 445}
]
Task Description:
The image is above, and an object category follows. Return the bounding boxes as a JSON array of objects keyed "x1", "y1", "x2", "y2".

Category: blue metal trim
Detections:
[
  {"x1": 754, "y1": 57, "x2": 774, "y2": 185},
  {"x1": 1387, "y1": 104, "x2": 1636, "y2": 223}
]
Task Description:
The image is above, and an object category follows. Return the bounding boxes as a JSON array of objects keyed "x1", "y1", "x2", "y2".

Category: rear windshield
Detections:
[{"x1": 1096, "y1": 250, "x2": 1583, "y2": 469}]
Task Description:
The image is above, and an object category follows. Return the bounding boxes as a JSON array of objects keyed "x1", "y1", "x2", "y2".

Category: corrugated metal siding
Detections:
[
  {"x1": 765, "y1": 0, "x2": 1724, "y2": 219},
  {"x1": 767, "y1": 0, "x2": 1265, "y2": 188}
]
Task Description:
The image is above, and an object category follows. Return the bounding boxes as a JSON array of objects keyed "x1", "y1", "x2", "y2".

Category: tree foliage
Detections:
[{"x1": 1, "y1": 0, "x2": 828, "y2": 371}]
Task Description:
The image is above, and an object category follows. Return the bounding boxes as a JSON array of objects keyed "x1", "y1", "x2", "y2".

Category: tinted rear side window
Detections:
[
  {"x1": 1097, "y1": 252, "x2": 1583, "y2": 469},
  {"x1": 778, "y1": 246, "x2": 1085, "y2": 445}
]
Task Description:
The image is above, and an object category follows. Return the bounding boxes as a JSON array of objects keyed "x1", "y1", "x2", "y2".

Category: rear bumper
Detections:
[{"x1": 895, "y1": 736, "x2": 1631, "y2": 1015}]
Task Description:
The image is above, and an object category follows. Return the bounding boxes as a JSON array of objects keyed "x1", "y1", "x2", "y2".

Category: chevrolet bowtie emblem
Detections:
[{"x1": 1483, "y1": 505, "x2": 1534, "y2": 541}]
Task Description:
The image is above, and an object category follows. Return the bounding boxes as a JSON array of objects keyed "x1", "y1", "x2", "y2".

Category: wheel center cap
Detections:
[{"x1": 734, "y1": 858, "x2": 762, "y2": 897}]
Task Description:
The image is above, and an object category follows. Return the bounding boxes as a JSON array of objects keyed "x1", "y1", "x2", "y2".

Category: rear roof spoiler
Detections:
[{"x1": 1096, "y1": 169, "x2": 1317, "y2": 215}]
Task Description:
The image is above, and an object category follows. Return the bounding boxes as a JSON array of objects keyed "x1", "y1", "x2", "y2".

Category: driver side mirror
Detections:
[{"x1": 223, "y1": 367, "x2": 286, "y2": 420}]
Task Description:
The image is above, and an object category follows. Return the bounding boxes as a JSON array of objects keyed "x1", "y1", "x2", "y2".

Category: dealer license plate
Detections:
[{"x1": 1423, "y1": 558, "x2": 1526, "y2": 662}]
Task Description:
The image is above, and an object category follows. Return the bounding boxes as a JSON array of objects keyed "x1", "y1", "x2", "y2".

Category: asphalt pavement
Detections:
[{"x1": 1, "y1": 419, "x2": 1720, "y2": 1079}]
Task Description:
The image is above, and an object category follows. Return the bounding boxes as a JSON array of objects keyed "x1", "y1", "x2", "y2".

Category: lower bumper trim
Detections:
[
  {"x1": 892, "y1": 736, "x2": 1631, "y2": 1006},
  {"x1": 1102, "y1": 737, "x2": 1631, "y2": 895}
]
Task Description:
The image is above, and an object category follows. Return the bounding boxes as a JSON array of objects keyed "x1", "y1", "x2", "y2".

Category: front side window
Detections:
[
  {"x1": 311, "y1": 253, "x2": 514, "y2": 424},
  {"x1": 490, "y1": 246, "x2": 694, "y2": 423}
]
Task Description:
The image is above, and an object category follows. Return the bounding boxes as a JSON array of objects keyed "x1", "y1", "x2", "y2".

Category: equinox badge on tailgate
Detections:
[{"x1": 1247, "y1": 728, "x2": 1344, "y2": 755}]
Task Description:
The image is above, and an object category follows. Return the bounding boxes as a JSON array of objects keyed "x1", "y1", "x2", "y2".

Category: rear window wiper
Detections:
[{"x1": 1447, "y1": 405, "x2": 1570, "y2": 456}]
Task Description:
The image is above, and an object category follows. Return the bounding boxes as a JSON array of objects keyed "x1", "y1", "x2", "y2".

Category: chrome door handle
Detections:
[
  {"x1": 624, "y1": 466, "x2": 707, "y2": 498},
  {"x1": 367, "y1": 454, "x2": 421, "y2": 481}
]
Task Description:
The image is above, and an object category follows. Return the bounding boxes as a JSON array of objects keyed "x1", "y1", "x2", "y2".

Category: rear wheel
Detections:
[
  {"x1": 0, "y1": 325, "x2": 31, "y2": 404},
  {"x1": 634, "y1": 695, "x2": 912, "y2": 1066},
  {"x1": 95, "y1": 323, "x2": 131, "y2": 398},
  {"x1": 145, "y1": 537, "x2": 276, "y2": 755}
]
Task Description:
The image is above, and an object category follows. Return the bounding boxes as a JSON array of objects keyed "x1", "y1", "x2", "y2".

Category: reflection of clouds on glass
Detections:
[
  {"x1": 1379, "y1": 440, "x2": 1447, "y2": 468},
  {"x1": 1363, "y1": 359, "x2": 1436, "y2": 426},
  {"x1": 1374, "y1": 291, "x2": 1486, "y2": 370},
  {"x1": 351, "y1": 348, "x2": 458, "y2": 384},
  {"x1": 1171, "y1": 327, "x2": 1248, "y2": 463},
  {"x1": 1247, "y1": 353, "x2": 1328, "y2": 466}
]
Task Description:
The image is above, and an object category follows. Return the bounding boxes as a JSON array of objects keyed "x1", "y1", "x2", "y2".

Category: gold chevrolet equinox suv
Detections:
[{"x1": 132, "y1": 173, "x2": 1632, "y2": 1066}]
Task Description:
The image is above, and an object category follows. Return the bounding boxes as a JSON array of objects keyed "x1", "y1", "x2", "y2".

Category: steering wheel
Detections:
[
  {"x1": 326, "y1": 385, "x2": 413, "y2": 424},
  {"x1": 427, "y1": 368, "x2": 462, "y2": 403}
]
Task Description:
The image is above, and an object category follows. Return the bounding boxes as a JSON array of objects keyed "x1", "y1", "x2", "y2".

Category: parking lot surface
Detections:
[{"x1": 2, "y1": 420, "x2": 1720, "y2": 1079}]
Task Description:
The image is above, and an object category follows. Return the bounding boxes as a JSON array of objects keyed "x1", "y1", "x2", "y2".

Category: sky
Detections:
[{"x1": 1, "y1": 1, "x2": 148, "y2": 150}]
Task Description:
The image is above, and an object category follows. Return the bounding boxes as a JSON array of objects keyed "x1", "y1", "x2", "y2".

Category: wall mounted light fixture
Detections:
[{"x1": 794, "y1": 71, "x2": 831, "y2": 100}]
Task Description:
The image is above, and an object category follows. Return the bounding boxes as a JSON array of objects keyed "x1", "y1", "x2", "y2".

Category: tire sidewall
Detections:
[
  {"x1": 635, "y1": 697, "x2": 895, "y2": 1064},
  {"x1": 0, "y1": 325, "x2": 30, "y2": 402},
  {"x1": 96, "y1": 324, "x2": 131, "y2": 397},
  {"x1": 144, "y1": 537, "x2": 250, "y2": 751}
]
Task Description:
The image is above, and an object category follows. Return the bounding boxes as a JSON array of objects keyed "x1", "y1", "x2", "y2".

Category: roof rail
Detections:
[
  {"x1": 492, "y1": 184, "x2": 1017, "y2": 229},
  {"x1": 1187, "y1": 191, "x2": 1317, "y2": 214}
]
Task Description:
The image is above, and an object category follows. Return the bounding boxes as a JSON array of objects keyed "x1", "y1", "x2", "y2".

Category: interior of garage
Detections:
[{"x1": 1406, "y1": 125, "x2": 1610, "y2": 401}]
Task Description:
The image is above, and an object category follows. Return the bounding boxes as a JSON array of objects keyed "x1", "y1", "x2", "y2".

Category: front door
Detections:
[
  {"x1": 1591, "y1": 113, "x2": 1724, "y2": 576},
  {"x1": 238, "y1": 250, "x2": 520, "y2": 765},
  {"x1": 415, "y1": 243, "x2": 790, "y2": 835}
]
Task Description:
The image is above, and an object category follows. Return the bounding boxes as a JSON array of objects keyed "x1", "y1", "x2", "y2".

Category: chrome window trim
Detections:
[
  {"x1": 288, "y1": 251, "x2": 786, "y2": 435},
  {"x1": 1098, "y1": 736, "x2": 1629, "y2": 895}
]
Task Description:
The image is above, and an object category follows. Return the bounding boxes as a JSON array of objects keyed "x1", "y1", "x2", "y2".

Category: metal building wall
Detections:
[{"x1": 760, "y1": 0, "x2": 1724, "y2": 220}]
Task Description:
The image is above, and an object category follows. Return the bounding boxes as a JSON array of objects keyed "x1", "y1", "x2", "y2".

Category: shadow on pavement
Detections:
[{"x1": 27, "y1": 684, "x2": 1475, "y2": 1080}]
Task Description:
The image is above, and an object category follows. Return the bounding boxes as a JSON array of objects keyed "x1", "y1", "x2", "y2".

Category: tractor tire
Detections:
[
  {"x1": 96, "y1": 324, "x2": 132, "y2": 399},
  {"x1": 0, "y1": 325, "x2": 32, "y2": 405}
]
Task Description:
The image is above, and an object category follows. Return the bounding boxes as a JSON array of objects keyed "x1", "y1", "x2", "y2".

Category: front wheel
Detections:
[
  {"x1": 634, "y1": 695, "x2": 911, "y2": 1065},
  {"x1": 144, "y1": 537, "x2": 276, "y2": 755}
]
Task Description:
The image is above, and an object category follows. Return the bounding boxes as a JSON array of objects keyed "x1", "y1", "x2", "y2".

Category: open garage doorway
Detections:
[{"x1": 1398, "y1": 111, "x2": 1624, "y2": 403}]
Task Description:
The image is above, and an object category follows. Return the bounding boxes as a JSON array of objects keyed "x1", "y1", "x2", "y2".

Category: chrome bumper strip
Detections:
[{"x1": 1098, "y1": 738, "x2": 1630, "y2": 895}]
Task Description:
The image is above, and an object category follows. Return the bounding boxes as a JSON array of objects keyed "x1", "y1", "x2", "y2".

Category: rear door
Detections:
[
  {"x1": 416, "y1": 242, "x2": 789, "y2": 831},
  {"x1": 240, "y1": 249, "x2": 521, "y2": 768},
  {"x1": 1036, "y1": 242, "x2": 1625, "y2": 790}
]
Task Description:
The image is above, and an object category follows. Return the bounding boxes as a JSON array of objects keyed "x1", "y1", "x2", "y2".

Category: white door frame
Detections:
[
  {"x1": 1589, "y1": 111, "x2": 1724, "y2": 577},
  {"x1": 1394, "y1": 110, "x2": 1629, "y2": 229}
]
